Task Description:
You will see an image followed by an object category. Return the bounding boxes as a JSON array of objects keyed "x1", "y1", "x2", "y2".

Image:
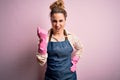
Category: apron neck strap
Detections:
[{"x1": 49, "y1": 29, "x2": 68, "y2": 42}]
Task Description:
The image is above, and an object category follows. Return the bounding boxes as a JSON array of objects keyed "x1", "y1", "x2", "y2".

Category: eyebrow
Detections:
[
  {"x1": 52, "y1": 19, "x2": 63, "y2": 22},
  {"x1": 52, "y1": 20, "x2": 57, "y2": 22}
]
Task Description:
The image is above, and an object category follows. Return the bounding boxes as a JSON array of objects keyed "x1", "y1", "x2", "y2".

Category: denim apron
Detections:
[{"x1": 45, "y1": 38, "x2": 77, "y2": 80}]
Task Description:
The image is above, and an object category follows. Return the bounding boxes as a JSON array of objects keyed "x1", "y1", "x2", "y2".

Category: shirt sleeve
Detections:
[
  {"x1": 36, "y1": 53, "x2": 48, "y2": 66},
  {"x1": 71, "y1": 34, "x2": 83, "y2": 58}
]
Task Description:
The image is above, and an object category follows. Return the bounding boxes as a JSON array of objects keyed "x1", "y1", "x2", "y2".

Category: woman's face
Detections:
[{"x1": 51, "y1": 13, "x2": 66, "y2": 34}]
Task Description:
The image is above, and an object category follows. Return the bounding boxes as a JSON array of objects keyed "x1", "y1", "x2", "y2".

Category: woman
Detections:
[{"x1": 36, "y1": 0, "x2": 83, "y2": 80}]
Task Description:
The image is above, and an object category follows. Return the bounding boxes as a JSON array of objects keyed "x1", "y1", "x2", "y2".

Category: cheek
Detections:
[
  {"x1": 52, "y1": 23, "x2": 56, "y2": 27},
  {"x1": 61, "y1": 22, "x2": 65, "y2": 27}
]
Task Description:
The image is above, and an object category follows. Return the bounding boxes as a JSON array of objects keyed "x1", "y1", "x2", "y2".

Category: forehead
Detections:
[{"x1": 51, "y1": 13, "x2": 65, "y2": 20}]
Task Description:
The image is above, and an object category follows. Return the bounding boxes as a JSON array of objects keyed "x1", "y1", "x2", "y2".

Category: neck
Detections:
[{"x1": 53, "y1": 29, "x2": 64, "y2": 36}]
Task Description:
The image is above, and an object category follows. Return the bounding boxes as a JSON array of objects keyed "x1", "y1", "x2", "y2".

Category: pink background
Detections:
[{"x1": 0, "y1": 0, "x2": 120, "y2": 80}]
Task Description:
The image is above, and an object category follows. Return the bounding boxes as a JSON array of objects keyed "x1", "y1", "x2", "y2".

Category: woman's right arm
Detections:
[{"x1": 36, "y1": 27, "x2": 48, "y2": 66}]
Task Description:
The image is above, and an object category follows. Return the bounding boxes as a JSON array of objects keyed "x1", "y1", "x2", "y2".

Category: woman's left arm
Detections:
[{"x1": 70, "y1": 34, "x2": 83, "y2": 72}]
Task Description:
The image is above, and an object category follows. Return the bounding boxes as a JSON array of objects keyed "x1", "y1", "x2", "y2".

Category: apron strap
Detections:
[
  {"x1": 64, "y1": 29, "x2": 68, "y2": 40},
  {"x1": 49, "y1": 29, "x2": 68, "y2": 42}
]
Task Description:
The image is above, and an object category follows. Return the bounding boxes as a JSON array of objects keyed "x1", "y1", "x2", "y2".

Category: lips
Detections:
[
  {"x1": 56, "y1": 28, "x2": 60, "y2": 30},
  {"x1": 55, "y1": 26, "x2": 61, "y2": 31}
]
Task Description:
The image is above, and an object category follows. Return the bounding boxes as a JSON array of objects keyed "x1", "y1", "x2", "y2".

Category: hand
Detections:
[
  {"x1": 37, "y1": 27, "x2": 47, "y2": 54},
  {"x1": 70, "y1": 55, "x2": 80, "y2": 72},
  {"x1": 70, "y1": 63, "x2": 76, "y2": 72}
]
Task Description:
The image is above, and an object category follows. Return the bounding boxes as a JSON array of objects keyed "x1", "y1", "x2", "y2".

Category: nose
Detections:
[{"x1": 56, "y1": 22, "x2": 59, "y2": 27}]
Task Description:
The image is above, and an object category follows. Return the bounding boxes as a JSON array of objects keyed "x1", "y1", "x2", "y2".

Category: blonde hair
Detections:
[{"x1": 49, "y1": 0, "x2": 67, "y2": 19}]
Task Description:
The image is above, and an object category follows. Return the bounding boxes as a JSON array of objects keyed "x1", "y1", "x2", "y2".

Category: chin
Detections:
[
  {"x1": 53, "y1": 28, "x2": 63, "y2": 34},
  {"x1": 56, "y1": 31, "x2": 60, "y2": 33}
]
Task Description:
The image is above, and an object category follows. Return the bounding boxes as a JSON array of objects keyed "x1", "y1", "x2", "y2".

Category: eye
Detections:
[
  {"x1": 59, "y1": 20, "x2": 63, "y2": 22},
  {"x1": 52, "y1": 20, "x2": 57, "y2": 23}
]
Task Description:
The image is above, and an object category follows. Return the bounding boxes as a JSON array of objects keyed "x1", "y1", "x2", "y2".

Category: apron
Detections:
[{"x1": 45, "y1": 39, "x2": 77, "y2": 80}]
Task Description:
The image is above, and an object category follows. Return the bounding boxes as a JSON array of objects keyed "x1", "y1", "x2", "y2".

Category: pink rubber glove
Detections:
[
  {"x1": 37, "y1": 27, "x2": 47, "y2": 55},
  {"x1": 70, "y1": 55, "x2": 80, "y2": 72}
]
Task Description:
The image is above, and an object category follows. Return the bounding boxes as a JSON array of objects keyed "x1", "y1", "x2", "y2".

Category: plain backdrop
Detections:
[{"x1": 0, "y1": 0, "x2": 120, "y2": 80}]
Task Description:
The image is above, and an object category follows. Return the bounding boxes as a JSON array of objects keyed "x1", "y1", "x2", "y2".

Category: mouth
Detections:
[
  {"x1": 55, "y1": 26, "x2": 61, "y2": 31},
  {"x1": 56, "y1": 28, "x2": 60, "y2": 31}
]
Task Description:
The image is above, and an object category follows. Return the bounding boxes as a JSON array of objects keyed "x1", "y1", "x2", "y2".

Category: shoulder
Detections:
[{"x1": 66, "y1": 30, "x2": 79, "y2": 41}]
